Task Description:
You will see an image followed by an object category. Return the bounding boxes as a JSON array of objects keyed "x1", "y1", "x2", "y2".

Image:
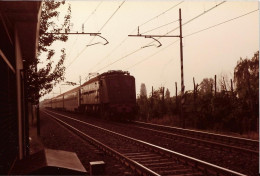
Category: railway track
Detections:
[
  {"x1": 130, "y1": 121, "x2": 259, "y2": 155},
  {"x1": 42, "y1": 110, "x2": 246, "y2": 176}
]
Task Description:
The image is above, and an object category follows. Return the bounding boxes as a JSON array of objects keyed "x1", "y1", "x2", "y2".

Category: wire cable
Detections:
[
  {"x1": 126, "y1": 39, "x2": 179, "y2": 70},
  {"x1": 66, "y1": 0, "x2": 126, "y2": 70},
  {"x1": 148, "y1": 1, "x2": 227, "y2": 48},
  {"x1": 65, "y1": 35, "x2": 79, "y2": 64},
  {"x1": 88, "y1": 34, "x2": 131, "y2": 73},
  {"x1": 83, "y1": 1, "x2": 103, "y2": 24},
  {"x1": 88, "y1": 1, "x2": 182, "y2": 73},
  {"x1": 141, "y1": 19, "x2": 179, "y2": 34},
  {"x1": 87, "y1": 0, "x2": 126, "y2": 45},
  {"x1": 89, "y1": 1, "x2": 225, "y2": 73},
  {"x1": 96, "y1": 47, "x2": 144, "y2": 72},
  {"x1": 138, "y1": 1, "x2": 184, "y2": 27},
  {"x1": 126, "y1": 5, "x2": 257, "y2": 72},
  {"x1": 184, "y1": 8, "x2": 259, "y2": 38}
]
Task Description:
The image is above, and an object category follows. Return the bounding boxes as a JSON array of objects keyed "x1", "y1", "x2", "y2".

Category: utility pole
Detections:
[
  {"x1": 79, "y1": 76, "x2": 81, "y2": 108},
  {"x1": 179, "y1": 8, "x2": 185, "y2": 128},
  {"x1": 214, "y1": 75, "x2": 217, "y2": 96},
  {"x1": 175, "y1": 82, "x2": 178, "y2": 112},
  {"x1": 128, "y1": 8, "x2": 185, "y2": 127}
]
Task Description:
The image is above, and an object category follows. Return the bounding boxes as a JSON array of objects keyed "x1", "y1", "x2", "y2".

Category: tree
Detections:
[
  {"x1": 199, "y1": 78, "x2": 214, "y2": 95},
  {"x1": 26, "y1": 1, "x2": 71, "y2": 103},
  {"x1": 217, "y1": 72, "x2": 232, "y2": 92},
  {"x1": 165, "y1": 88, "x2": 170, "y2": 100},
  {"x1": 234, "y1": 51, "x2": 259, "y2": 131},
  {"x1": 234, "y1": 51, "x2": 259, "y2": 100},
  {"x1": 140, "y1": 83, "x2": 147, "y2": 99}
]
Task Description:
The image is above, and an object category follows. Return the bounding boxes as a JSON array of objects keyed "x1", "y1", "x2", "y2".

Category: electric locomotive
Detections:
[{"x1": 41, "y1": 70, "x2": 136, "y2": 120}]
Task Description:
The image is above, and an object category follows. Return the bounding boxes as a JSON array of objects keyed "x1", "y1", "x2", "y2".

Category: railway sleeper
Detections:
[
  {"x1": 139, "y1": 158, "x2": 170, "y2": 164},
  {"x1": 128, "y1": 156, "x2": 163, "y2": 160},
  {"x1": 167, "y1": 172, "x2": 203, "y2": 176},
  {"x1": 144, "y1": 161, "x2": 177, "y2": 167},
  {"x1": 123, "y1": 152, "x2": 151, "y2": 156},
  {"x1": 158, "y1": 168, "x2": 193, "y2": 175},
  {"x1": 124, "y1": 153, "x2": 159, "y2": 158},
  {"x1": 149, "y1": 165, "x2": 186, "y2": 171}
]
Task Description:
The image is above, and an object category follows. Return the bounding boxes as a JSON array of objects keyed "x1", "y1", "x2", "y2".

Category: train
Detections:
[{"x1": 41, "y1": 70, "x2": 137, "y2": 120}]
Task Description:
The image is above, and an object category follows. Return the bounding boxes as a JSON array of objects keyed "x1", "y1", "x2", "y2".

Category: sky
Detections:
[{"x1": 41, "y1": 0, "x2": 259, "y2": 100}]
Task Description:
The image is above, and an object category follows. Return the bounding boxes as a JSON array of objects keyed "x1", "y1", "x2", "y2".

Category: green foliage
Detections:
[
  {"x1": 137, "y1": 51, "x2": 259, "y2": 134},
  {"x1": 27, "y1": 1, "x2": 71, "y2": 102}
]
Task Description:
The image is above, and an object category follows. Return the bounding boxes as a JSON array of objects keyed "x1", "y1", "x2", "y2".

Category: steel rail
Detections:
[
  {"x1": 43, "y1": 111, "x2": 160, "y2": 176},
  {"x1": 44, "y1": 110, "x2": 246, "y2": 176},
  {"x1": 133, "y1": 125, "x2": 258, "y2": 156},
  {"x1": 132, "y1": 121, "x2": 259, "y2": 149}
]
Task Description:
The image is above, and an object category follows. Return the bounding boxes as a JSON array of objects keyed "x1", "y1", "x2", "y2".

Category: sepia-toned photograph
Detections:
[{"x1": 0, "y1": 0, "x2": 259, "y2": 175}]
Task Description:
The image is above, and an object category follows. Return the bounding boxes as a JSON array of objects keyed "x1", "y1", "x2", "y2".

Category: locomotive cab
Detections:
[{"x1": 99, "y1": 71, "x2": 136, "y2": 119}]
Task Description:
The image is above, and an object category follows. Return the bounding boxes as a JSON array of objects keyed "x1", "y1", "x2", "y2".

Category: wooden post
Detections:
[
  {"x1": 214, "y1": 75, "x2": 217, "y2": 96},
  {"x1": 151, "y1": 86, "x2": 154, "y2": 109},
  {"x1": 162, "y1": 87, "x2": 165, "y2": 114},
  {"x1": 230, "y1": 79, "x2": 233, "y2": 93},
  {"x1": 193, "y1": 77, "x2": 196, "y2": 101},
  {"x1": 175, "y1": 82, "x2": 178, "y2": 112},
  {"x1": 193, "y1": 77, "x2": 196, "y2": 112}
]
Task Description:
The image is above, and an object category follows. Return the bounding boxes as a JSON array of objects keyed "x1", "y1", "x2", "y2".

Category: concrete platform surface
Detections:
[{"x1": 9, "y1": 148, "x2": 87, "y2": 175}]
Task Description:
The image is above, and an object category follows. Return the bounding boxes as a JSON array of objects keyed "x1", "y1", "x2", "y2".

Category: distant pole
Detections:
[
  {"x1": 175, "y1": 82, "x2": 178, "y2": 113},
  {"x1": 179, "y1": 8, "x2": 185, "y2": 128},
  {"x1": 127, "y1": 9, "x2": 185, "y2": 125},
  {"x1": 151, "y1": 86, "x2": 154, "y2": 109},
  {"x1": 193, "y1": 77, "x2": 196, "y2": 101},
  {"x1": 162, "y1": 87, "x2": 165, "y2": 114},
  {"x1": 214, "y1": 75, "x2": 217, "y2": 96},
  {"x1": 230, "y1": 79, "x2": 233, "y2": 93},
  {"x1": 79, "y1": 76, "x2": 82, "y2": 109}
]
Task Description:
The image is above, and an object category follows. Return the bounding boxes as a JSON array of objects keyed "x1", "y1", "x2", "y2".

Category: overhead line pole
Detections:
[
  {"x1": 128, "y1": 8, "x2": 185, "y2": 128},
  {"x1": 179, "y1": 8, "x2": 185, "y2": 128}
]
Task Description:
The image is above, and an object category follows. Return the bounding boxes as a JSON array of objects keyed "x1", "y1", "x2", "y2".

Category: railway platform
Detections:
[{"x1": 9, "y1": 115, "x2": 87, "y2": 175}]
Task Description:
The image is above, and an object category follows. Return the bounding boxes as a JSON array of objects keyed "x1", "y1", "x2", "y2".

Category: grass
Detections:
[{"x1": 139, "y1": 114, "x2": 259, "y2": 140}]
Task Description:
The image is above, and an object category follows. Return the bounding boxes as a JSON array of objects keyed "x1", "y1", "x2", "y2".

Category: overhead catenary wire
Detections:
[
  {"x1": 143, "y1": 1, "x2": 226, "y2": 47},
  {"x1": 96, "y1": 47, "x2": 144, "y2": 72},
  {"x1": 65, "y1": 35, "x2": 79, "y2": 64},
  {"x1": 83, "y1": 1, "x2": 103, "y2": 24},
  {"x1": 184, "y1": 8, "x2": 259, "y2": 38},
  {"x1": 87, "y1": 0, "x2": 126, "y2": 45},
  {"x1": 88, "y1": 1, "x2": 183, "y2": 73},
  {"x1": 126, "y1": 6, "x2": 258, "y2": 71},
  {"x1": 138, "y1": 1, "x2": 184, "y2": 27},
  {"x1": 126, "y1": 39, "x2": 179, "y2": 70},
  {"x1": 141, "y1": 19, "x2": 179, "y2": 35},
  {"x1": 93, "y1": 1, "x2": 225, "y2": 73},
  {"x1": 65, "y1": 2, "x2": 103, "y2": 68},
  {"x1": 67, "y1": 0, "x2": 126, "y2": 70}
]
